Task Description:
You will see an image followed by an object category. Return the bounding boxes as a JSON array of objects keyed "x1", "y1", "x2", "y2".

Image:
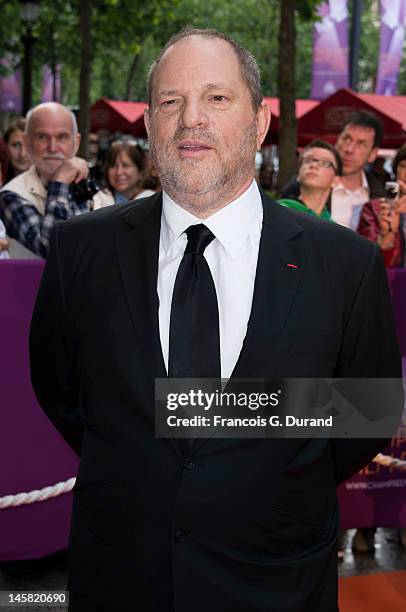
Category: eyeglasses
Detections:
[{"x1": 301, "y1": 156, "x2": 337, "y2": 172}]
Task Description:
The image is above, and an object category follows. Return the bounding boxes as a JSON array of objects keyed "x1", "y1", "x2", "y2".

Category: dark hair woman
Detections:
[{"x1": 93, "y1": 140, "x2": 157, "y2": 209}]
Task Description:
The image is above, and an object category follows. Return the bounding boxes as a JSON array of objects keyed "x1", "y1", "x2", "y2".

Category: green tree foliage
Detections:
[
  {"x1": 1, "y1": 1, "x2": 406, "y2": 112},
  {"x1": 0, "y1": 0, "x2": 321, "y2": 108}
]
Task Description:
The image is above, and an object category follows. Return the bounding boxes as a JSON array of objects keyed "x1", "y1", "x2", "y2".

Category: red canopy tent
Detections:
[
  {"x1": 297, "y1": 89, "x2": 406, "y2": 148},
  {"x1": 263, "y1": 97, "x2": 319, "y2": 144},
  {"x1": 91, "y1": 97, "x2": 148, "y2": 137}
]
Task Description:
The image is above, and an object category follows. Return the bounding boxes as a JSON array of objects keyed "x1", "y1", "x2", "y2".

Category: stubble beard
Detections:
[{"x1": 149, "y1": 119, "x2": 258, "y2": 216}]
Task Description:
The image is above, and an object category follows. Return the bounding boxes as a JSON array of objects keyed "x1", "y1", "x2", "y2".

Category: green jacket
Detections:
[{"x1": 278, "y1": 197, "x2": 332, "y2": 221}]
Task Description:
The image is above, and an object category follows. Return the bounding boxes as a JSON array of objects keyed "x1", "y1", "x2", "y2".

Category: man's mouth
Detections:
[{"x1": 177, "y1": 140, "x2": 213, "y2": 155}]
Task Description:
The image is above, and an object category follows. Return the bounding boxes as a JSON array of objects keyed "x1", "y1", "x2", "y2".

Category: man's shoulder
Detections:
[{"x1": 0, "y1": 166, "x2": 38, "y2": 195}]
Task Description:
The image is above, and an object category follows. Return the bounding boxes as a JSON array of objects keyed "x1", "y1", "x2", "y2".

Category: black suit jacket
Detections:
[{"x1": 30, "y1": 190, "x2": 402, "y2": 612}]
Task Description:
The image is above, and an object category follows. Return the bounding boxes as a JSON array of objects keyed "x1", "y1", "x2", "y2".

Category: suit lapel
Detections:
[
  {"x1": 232, "y1": 191, "x2": 309, "y2": 378},
  {"x1": 115, "y1": 193, "x2": 167, "y2": 379}
]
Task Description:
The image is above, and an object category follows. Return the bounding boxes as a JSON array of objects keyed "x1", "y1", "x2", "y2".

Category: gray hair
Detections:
[
  {"x1": 147, "y1": 27, "x2": 263, "y2": 111},
  {"x1": 25, "y1": 102, "x2": 78, "y2": 136}
]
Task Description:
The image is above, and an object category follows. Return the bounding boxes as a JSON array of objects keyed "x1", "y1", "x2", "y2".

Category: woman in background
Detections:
[
  {"x1": 3, "y1": 118, "x2": 31, "y2": 184},
  {"x1": 358, "y1": 144, "x2": 406, "y2": 267},
  {"x1": 93, "y1": 140, "x2": 156, "y2": 209}
]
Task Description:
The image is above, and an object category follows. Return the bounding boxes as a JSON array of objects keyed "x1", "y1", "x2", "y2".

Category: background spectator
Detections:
[
  {"x1": 280, "y1": 110, "x2": 385, "y2": 230},
  {"x1": 278, "y1": 139, "x2": 342, "y2": 220},
  {"x1": 358, "y1": 143, "x2": 406, "y2": 268},
  {"x1": 0, "y1": 102, "x2": 91, "y2": 258},
  {"x1": 93, "y1": 140, "x2": 156, "y2": 209},
  {"x1": 3, "y1": 119, "x2": 31, "y2": 184}
]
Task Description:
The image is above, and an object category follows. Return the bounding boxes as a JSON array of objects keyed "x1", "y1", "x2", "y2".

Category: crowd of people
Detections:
[
  {"x1": 0, "y1": 103, "x2": 160, "y2": 259},
  {"x1": 0, "y1": 104, "x2": 405, "y2": 270}
]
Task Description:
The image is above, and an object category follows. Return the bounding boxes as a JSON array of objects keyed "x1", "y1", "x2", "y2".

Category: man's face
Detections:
[
  {"x1": 335, "y1": 124, "x2": 378, "y2": 177},
  {"x1": 24, "y1": 108, "x2": 80, "y2": 181},
  {"x1": 299, "y1": 147, "x2": 338, "y2": 191},
  {"x1": 144, "y1": 36, "x2": 270, "y2": 211}
]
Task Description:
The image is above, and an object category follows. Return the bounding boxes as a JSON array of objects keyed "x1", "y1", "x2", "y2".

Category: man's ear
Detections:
[
  {"x1": 144, "y1": 108, "x2": 150, "y2": 137},
  {"x1": 367, "y1": 146, "x2": 379, "y2": 164},
  {"x1": 256, "y1": 101, "x2": 271, "y2": 150},
  {"x1": 73, "y1": 133, "x2": 81, "y2": 156}
]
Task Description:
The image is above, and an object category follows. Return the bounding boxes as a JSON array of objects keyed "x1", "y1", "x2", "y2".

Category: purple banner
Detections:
[
  {"x1": 376, "y1": 0, "x2": 406, "y2": 95},
  {"x1": 0, "y1": 58, "x2": 21, "y2": 113},
  {"x1": 310, "y1": 1, "x2": 350, "y2": 100},
  {"x1": 41, "y1": 64, "x2": 61, "y2": 103}
]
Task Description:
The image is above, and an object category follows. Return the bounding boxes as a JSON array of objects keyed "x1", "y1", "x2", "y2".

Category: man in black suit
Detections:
[{"x1": 30, "y1": 28, "x2": 401, "y2": 611}]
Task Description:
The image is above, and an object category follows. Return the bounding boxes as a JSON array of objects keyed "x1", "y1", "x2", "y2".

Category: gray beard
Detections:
[{"x1": 149, "y1": 121, "x2": 258, "y2": 214}]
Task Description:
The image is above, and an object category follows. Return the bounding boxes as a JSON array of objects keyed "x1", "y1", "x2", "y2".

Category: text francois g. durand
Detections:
[{"x1": 165, "y1": 390, "x2": 333, "y2": 428}]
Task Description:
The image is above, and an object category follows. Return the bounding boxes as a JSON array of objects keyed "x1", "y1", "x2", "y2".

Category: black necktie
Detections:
[{"x1": 168, "y1": 224, "x2": 221, "y2": 380}]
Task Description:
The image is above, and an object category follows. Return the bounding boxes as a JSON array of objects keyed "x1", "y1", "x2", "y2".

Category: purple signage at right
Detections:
[
  {"x1": 310, "y1": 0, "x2": 350, "y2": 100},
  {"x1": 376, "y1": 0, "x2": 406, "y2": 95}
]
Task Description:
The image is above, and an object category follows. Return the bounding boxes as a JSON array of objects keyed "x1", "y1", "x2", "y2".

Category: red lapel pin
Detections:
[{"x1": 286, "y1": 263, "x2": 299, "y2": 269}]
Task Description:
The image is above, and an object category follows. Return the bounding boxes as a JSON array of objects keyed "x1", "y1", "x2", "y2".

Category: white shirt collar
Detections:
[
  {"x1": 333, "y1": 170, "x2": 369, "y2": 194},
  {"x1": 161, "y1": 179, "x2": 262, "y2": 259}
]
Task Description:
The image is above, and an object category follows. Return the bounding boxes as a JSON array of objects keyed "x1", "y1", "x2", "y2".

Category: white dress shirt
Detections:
[
  {"x1": 158, "y1": 180, "x2": 263, "y2": 379},
  {"x1": 331, "y1": 171, "x2": 370, "y2": 230}
]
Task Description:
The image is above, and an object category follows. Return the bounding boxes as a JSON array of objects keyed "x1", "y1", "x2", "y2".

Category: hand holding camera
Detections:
[
  {"x1": 377, "y1": 180, "x2": 406, "y2": 247},
  {"x1": 53, "y1": 157, "x2": 100, "y2": 205}
]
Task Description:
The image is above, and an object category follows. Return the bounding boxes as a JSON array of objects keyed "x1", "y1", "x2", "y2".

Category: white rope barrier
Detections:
[
  {"x1": 0, "y1": 477, "x2": 76, "y2": 510},
  {"x1": 373, "y1": 453, "x2": 406, "y2": 472},
  {"x1": 0, "y1": 451, "x2": 405, "y2": 510}
]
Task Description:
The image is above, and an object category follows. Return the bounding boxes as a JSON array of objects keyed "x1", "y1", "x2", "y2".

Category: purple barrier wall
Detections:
[
  {"x1": 338, "y1": 268, "x2": 406, "y2": 529},
  {"x1": 0, "y1": 261, "x2": 79, "y2": 561}
]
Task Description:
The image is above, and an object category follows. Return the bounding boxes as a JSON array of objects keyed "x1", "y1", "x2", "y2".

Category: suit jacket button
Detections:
[
  {"x1": 184, "y1": 461, "x2": 196, "y2": 470},
  {"x1": 175, "y1": 530, "x2": 187, "y2": 543}
]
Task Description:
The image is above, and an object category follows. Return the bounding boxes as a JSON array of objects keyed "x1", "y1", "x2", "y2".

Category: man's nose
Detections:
[
  {"x1": 344, "y1": 141, "x2": 354, "y2": 154},
  {"x1": 47, "y1": 137, "x2": 58, "y2": 152},
  {"x1": 180, "y1": 98, "x2": 208, "y2": 129}
]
